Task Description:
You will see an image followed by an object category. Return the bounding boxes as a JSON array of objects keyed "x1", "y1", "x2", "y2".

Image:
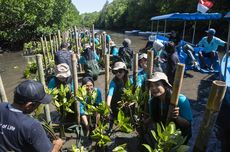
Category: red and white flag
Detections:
[{"x1": 197, "y1": 0, "x2": 214, "y2": 13}]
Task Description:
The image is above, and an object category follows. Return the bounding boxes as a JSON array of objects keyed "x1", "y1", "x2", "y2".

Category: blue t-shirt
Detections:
[
  {"x1": 80, "y1": 88, "x2": 103, "y2": 115},
  {"x1": 149, "y1": 94, "x2": 192, "y2": 123},
  {"x1": 0, "y1": 103, "x2": 52, "y2": 152},
  {"x1": 130, "y1": 70, "x2": 147, "y2": 87},
  {"x1": 111, "y1": 47, "x2": 119, "y2": 56},
  {"x1": 108, "y1": 79, "x2": 117, "y2": 97},
  {"x1": 198, "y1": 36, "x2": 225, "y2": 53}
]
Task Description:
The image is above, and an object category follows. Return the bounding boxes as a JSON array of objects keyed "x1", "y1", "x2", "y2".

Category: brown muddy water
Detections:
[{"x1": 0, "y1": 31, "x2": 223, "y2": 151}]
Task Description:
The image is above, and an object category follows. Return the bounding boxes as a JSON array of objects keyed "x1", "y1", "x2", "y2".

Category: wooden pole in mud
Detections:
[
  {"x1": 102, "y1": 33, "x2": 106, "y2": 56},
  {"x1": 71, "y1": 54, "x2": 80, "y2": 124},
  {"x1": 49, "y1": 34, "x2": 54, "y2": 60},
  {"x1": 145, "y1": 50, "x2": 154, "y2": 113},
  {"x1": 40, "y1": 37, "x2": 47, "y2": 70},
  {"x1": 193, "y1": 80, "x2": 227, "y2": 152},
  {"x1": 58, "y1": 30, "x2": 62, "y2": 47},
  {"x1": 105, "y1": 54, "x2": 110, "y2": 102},
  {"x1": 133, "y1": 53, "x2": 138, "y2": 87},
  {"x1": 74, "y1": 26, "x2": 79, "y2": 54},
  {"x1": 170, "y1": 63, "x2": 185, "y2": 105},
  {"x1": 44, "y1": 36, "x2": 50, "y2": 63},
  {"x1": 36, "y1": 54, "x2": 52, "y2": 124},
  {"x1": 55, "y1": 35, "x2": 59, "y2": 52},
  {"x1": 147, "y1": 50, "x2": 154, "y2": 79},
  {"x1": 166, "y1": 63, "x2": 185, "y2": 123},
  {"x1": 92, "y1": 24, "x2": 95, "y2": 53},
  {"x1": 0, "y1": 75, "x2": 8, "y2": 102}
]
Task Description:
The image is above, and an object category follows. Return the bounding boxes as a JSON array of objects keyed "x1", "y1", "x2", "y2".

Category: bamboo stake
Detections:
[
  {"x1": 36, "y1": 54, "x2": 52, "y2": 124},
  {"x1": 102, "y1": 33, "x2": 106, "y2": 57},
  {"x1": 0, "y1": 75, "x2": 8, "y2": 102},
  {"x1": 166, "y1": 63, "x2": 185, "y2": 123},
  {"x1": 147, "y1": 50, "x2": 154, "y2": 79},
  {"x1": 92, "y1": 24, "x2": 95, "y2": 53},
  {"x1": 105, "y1": 54, "x2": 110, "y2": 102},
  {"x1": 55, "y1": 35, "x2": 59, "y2": 52},
  {"x1": 58, "y1": 30, "x2": 61, "y2": 47},
  {"x1": 170, "y1": 63, "x2": 185, "y2": 105},
  {"x1": 71, "y1": 54, "x2": 80, "y2": 125},
  {"x1": 193, "y1": 80, "x2": 227, "y2": 152},
  {"x1": 145, "y1": 50, "x2": 154, "y2": 113},
  {"x1": 133, "y1": 53, "x2": 138, "y2": 88},
  {"x1": 40, "y1": 37, "x2": 47, "y2": 70},
  {"x1": 44, "y1": 36, "x2": 50, "y2": 64},
  {"x1": 74, "y1": 26, "x2": 79, "y2": 54},
  {"x1": 49, "y1": 34, "x2": 54, "y2": 60}
]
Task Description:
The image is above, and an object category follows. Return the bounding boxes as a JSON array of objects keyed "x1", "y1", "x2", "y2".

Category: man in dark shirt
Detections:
[
  {"x1": 55, "y1": 42, "x2": 72, "y2": 69},
  {"x1": 0, "y1": 80, "x2": 63, "y2": 152},
  {"x1": 165, "y1": 42, "x2": 179, "y2": 85}
]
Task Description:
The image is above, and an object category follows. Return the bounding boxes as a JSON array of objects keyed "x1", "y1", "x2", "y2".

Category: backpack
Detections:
[
  {"x1": 118, "y1": 47, "x2": 133, "y2": 68},
  {"x1": 55, "y1": 50, "x2": 72, "y2": 68},
  {"x1": 84, "y1": 60, "x2": 100, "y2": 80}
]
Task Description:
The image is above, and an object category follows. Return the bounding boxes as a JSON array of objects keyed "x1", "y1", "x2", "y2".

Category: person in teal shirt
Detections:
[
  {"x1": 78, "y1": 44, "x2": 100, "y2": 65},
  {"x1": 198, "y1": 28, "x2": 226, "y2": 70},
  {"x1": 79, "y1": 77, "x2": 103, "y2": 136},
  {"x1": 107, "y1": 62, "x2": 129, "y2": 131},
  {"x1": 145, "y1": 72, "x2": 192, "y2": 142},
  {"x1": 48, "y1": 63, "x2": 73, "y2": 91}
]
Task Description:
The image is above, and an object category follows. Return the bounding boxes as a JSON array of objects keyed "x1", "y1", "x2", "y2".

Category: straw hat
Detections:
[{"x1": 55, "y1": 63, "x2": 71, "y2": 78}]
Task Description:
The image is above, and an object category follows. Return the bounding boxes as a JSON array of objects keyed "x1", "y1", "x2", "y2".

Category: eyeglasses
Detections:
[{"x1": 112, "y1": 69, "x2": 125, "y2": 74}]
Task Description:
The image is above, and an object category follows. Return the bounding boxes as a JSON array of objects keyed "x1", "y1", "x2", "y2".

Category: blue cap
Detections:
[
  {"x1": 206, "y1": 28, "x2": 216, "y2": 35},
  {"x1": 14, "y1": 80, "x2": 52, "y2": 104}
]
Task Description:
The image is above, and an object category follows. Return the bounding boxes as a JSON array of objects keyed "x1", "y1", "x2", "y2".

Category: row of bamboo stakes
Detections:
[{"x1": 0, "y1": 24, "x2": 227, "y2": 151}]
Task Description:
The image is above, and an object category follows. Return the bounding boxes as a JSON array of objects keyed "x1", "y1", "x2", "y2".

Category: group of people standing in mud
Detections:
[{"x1": 0, "y1": 28, "x2": 226, "y2": 151}]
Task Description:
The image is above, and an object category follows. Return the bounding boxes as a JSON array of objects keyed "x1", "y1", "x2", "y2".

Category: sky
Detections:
[{"x1": 72, "y1": 0, "x2": 113, "y2": 14}]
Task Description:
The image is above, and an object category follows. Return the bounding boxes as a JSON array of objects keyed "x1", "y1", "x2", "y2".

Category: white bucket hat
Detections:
[
  {"x1": 113, "y1": 62, "x2": 127, "y2": 71},
  {"x1": 138, "y1": 53, "x2": 147, "y2": 60},
  {"x1": 153, "y1": 41, "x2": 164, "y2": 51},
  {"x1": 55, "y1": 63, "x2": 71, "y2": 78},
  {"x1": 147, "y1": 72, "x2": 172, "y2": 87}
]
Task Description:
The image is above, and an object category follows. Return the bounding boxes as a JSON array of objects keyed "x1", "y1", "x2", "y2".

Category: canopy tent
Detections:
[
  {"x1": 150, "y1": 12, "x2": 222, "y2": 43},
  {"x1": 150, "y1": 12, "x2": 222, "y2": 21}
]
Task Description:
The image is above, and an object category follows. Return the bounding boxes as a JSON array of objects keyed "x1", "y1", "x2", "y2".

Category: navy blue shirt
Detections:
[{"x1": 0, "y1": 103, "x2": 52, "y2": 152}]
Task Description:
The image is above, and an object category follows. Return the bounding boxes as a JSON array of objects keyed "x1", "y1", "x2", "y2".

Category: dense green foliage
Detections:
[
  {"x1": 0, "y1": 0, "x2": 80, "y2": 50},
  {"x1": 1, "y1": 0, "x2": 229, "y2": 50}
]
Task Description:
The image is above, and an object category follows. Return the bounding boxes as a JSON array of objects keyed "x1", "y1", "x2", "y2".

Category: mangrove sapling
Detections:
[
  {"x1": 112, "y1": 143, "x2": 127, "y2": 152},
  {"x1": 91, "y1": 121, "x2": 111, "y2": 148},
  {"x1": 49, "y1": 84, "x2": 75, "y2": 138},
  {"x1": 121, "y1": 82, "x2": 148, "y2": 127},
  {"x1": 114, "y1": 110, "x2": 133, "y2": 133},
  {"x1": 142, "y1": 122, "x2": 189, "y2": 152},
  {"x1": 72, "y1": 144, "x2": 87, "y2": 152},
  {"x1": 23, "y1": 61, "x2": 38, "y2": 79}
]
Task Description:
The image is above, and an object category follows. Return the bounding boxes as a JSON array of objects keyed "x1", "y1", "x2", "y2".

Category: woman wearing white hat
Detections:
[
  {"x1": 48, "y1": 63, "x2": 73, "y2": 90},
  {"x1": 144, "y1": 72, "x2": 192, "y2": 142},
  {"x1": 107, "y1": 61, "x2": 129, "y2": 131}
]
